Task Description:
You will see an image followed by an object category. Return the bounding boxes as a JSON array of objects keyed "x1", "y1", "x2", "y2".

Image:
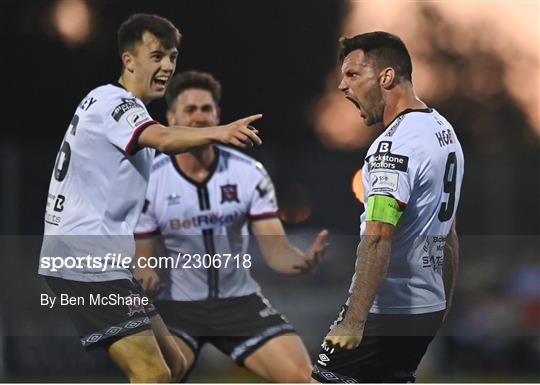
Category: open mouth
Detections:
[
  {"x1": 152, "y1": 77, "x2": 169, "y2": 88},
  {"x1": 345, "y1": 95, "x2": 361, "y2": 110},
  {"x1": 345, "y1": 95, "x2": 366, "y2": 118}
]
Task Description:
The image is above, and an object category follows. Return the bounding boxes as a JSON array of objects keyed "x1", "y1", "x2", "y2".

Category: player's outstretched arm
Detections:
[
  {"x1": 134, "y1": 237, "x2": 163, "y2": 297},
  {"x1": 251, "y1": 218, "x2": 329, "y2": 275},
  {"x1": 442, "y1": 220, "x2": 459, "y2": 321},
  {"x1": 325, "y1": 220, "x2": 394, "y2": 350},
  {"x1": 138, "y1": 114, "x2": 263, "y2": 153}
]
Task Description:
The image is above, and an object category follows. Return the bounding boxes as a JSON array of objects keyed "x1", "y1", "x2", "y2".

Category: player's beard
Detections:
[{"x1": 362, "y1": 86, "x2": 385, "y2": 126}]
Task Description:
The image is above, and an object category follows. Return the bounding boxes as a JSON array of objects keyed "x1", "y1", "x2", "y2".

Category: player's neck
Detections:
[
  {"x1": 175, "y1": 146, "x2": 216, "y2": 183},
  {"x1": 383, "y1": 85, "x2": 427, "y2": 127},
  {"x1": 118, "y1": 75, "x2": 151, "y2": 105}
]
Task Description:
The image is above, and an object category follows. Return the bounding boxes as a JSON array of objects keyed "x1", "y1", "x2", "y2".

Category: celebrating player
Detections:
[
  {"x1": 133, "y1": 70, "x2": 329, "y2": 383},
  {"x1": 38, "y1": 14, "x2": 262, "y2": 383},
  {"x1": 311, "y1": 32, "x2": 464, "y2": 383}
]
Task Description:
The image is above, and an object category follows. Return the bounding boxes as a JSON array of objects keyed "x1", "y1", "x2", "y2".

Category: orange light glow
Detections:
[
  {"x1": 277, "y1": 182, "x2": 312, "y2": 224},
  {"x1": 313, "y1": 1, "x2": 539, "y2": 147},
  {"x1": 52, "y1": 0, "x2": 93, "y2": 47},
  {"x1": 351, "y1": 168, "x2": 364, "y2": 205}
]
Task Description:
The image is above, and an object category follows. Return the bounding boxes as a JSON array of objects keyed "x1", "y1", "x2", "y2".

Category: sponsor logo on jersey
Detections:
[
  {"x1": 220, "y1": 184, "x2": 240, "y2": 203},
  {"x1": 169, "y1": 212, "x2": 240, "y2": 229},
  {"x1": 166, "y1": 193, "x2": 180, "y2": 206},
  {"x1": 111, "y1": 98, "x2": 143, "y2": 121},
  {"x1": 385, "y1": 115, "x2": 405, "y2": 137},
  {"x1": 366, "y1": 141, "x2": 409, "y2": 172},
  {"x1": 44, "y1": 212, "x2": 62, "y2": 226},
  {"x1": 126, "y1": 111, "x2": 150, "y2": 128},
  {"x1": 369, "y1": 171, "x2": 399, "y2": 193}
]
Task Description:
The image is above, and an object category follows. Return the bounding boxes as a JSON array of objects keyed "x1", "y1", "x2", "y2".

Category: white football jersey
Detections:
[
  {"x1": 39, "y1": 83, "x2": 157, "y2": 282},
  {"x1": 353, "y1": 108, "x2": 464, "y2": 314},
  {"x1": 135, "y1": 146, "x2": 278, "y2": 300}
]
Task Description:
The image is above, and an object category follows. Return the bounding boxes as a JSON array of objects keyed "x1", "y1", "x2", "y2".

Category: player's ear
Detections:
[
  {"x1": 122, "y1": 52, "x2": 135, "y2": 74},
  {"x1": 166, "y1": 110, "x2": 176, "y2": 126},
  {"x1": 379, "y1": 67, "x2": 395, "y2": 90}
]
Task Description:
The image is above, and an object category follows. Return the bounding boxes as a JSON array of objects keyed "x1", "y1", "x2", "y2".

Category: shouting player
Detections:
[
  {"x1": 38, "y1": 14, "x2": 262, "y2": 383},
  {"x1": 134, "y1": 70, "x2": 329, "y2": 383},
  {"x1": 311, "y1": 32, "x2": 464, "y2": 383}
]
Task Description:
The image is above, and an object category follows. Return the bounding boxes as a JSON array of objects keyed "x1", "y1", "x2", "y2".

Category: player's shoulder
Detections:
[
  {"x1": 216, "y1": 145, "x2": 267, "y2": 175},
  {"x1": 382, "y1": 108, "x2": 435, "y2": 139},
  {"x1": 217, "y1": 145, "x2": 254, "y2": 164},
  {"x1": 150, "y1": 152, "x2": 172, "y2": 173},
  {"x1": 78, "y1": 84, "x2": 138, "y2": 115},
  {"x1": 379, "y1": 108, "x2": 454, "y2": 150},
  {"x1": 85, "y1": 84, "x2": 130, "y2": 101}
]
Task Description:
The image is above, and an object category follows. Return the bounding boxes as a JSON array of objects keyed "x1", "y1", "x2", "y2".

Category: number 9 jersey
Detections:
[{"x1": 358, "y1": 108, "x2": 464, "y2": 314}]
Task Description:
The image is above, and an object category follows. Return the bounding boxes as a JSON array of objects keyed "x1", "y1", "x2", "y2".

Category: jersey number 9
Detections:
[{"x1": 438, "y1": 152, "x2": 457, "y2": 222}]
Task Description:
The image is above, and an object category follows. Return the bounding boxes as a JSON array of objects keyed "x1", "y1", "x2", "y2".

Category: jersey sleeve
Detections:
[
  {"x1": 134, "y1": 194, "x2": 160, "y2": 238},
  {"x1": 248, "y1": 162, "x2": 279, "y2": 221},
  {"x1": 105, "y1": 97, "x2": 159, "y2": 155},
  {"x1": 365, "y1": 139, "x2": 418, "y2": 207}
]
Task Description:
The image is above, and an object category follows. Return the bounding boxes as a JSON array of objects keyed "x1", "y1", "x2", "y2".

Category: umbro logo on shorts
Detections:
[{"x1": 317, "y1": 353, "x2": 330, "y2": 366}]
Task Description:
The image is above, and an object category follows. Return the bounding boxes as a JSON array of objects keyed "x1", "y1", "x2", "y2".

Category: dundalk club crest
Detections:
[
  {"x1": 126, "y1": 292, "x2": 145, "y2": 317},
  {"x1": 220, "y1": 184, "x2": 239, "y2": 204}
]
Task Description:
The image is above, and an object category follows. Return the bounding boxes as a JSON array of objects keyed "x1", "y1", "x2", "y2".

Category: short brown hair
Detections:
[
  {"x1": 117, "y1": 13, "x2": 181, "y2": 55},
  {"x1": 165, "y1": 71, "x2": 222, "y2": 111},
  {"x1": 339, "y1": 32, "x2": 412, "y2": 82}
]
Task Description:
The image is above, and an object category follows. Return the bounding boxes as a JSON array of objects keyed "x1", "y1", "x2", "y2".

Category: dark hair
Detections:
[
  {"x1": 165, "y1": 71, "x2": 222, "y2": 110},
  {"x1": 117, "y1": 13, "x2": 181, "y2": 55},
  {"x1": 338, "y1": 31, "x2": 412, "y2": 81}
]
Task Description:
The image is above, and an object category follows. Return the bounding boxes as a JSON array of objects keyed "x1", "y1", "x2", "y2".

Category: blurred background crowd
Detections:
[{"x1": 0, "y1": 0, "x2": 538, "y2": 382}]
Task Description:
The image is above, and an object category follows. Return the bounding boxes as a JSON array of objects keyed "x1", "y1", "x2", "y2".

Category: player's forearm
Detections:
[
  {"x1": 138, "y1": 124, "x2": 221, "y2": 154},
  {"x1": 343, "y1": 235, "x2": 391, "y2": 328},
  {"x1": 261, "y1": 237, "x2": 306, "y2": 275},
  {"x1": 134, "y1": 239, "x2": 156, "y2": 268},
  {"x1": 442, "y1": 229, "x2": 459, "y2": 308}
]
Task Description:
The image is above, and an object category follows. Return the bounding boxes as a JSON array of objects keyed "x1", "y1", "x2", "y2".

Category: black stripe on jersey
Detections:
[
  {"x1": 169, "y1": 147, "x2": 220, "y2": 187},
  {"x1": 382, "y1": 107, "x2": 432, "y2": 132},
  {"x1": 202, "y1": 229, "x2": 219, "y2": 299},
  {"x1": 169, "y1": 149, "x2": 221, "y2": 297},
  {"x1": 196, "y1": 187, "x2": 206, "y2": 211},
  {"x1": 194, "y1": 185, "x2": 211, "y2": 211}
]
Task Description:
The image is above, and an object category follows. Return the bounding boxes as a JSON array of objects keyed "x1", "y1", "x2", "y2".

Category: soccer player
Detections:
[
  {"x1": 133, "y1": 70, "x2": 329, "y2": 383},
  {"x1": 38, "y1": 14, "x2": 262, "y2": 383},
  {"x1": 311, "y1": 32, "x2": 464, "y2": 383}
]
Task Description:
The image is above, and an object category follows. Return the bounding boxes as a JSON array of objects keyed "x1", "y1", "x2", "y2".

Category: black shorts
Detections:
[
  {"x1": 312, "y1": 305, "x2": 444, "y2": 383},
  {"x1": 44, "y1": 276, "x2": 157, "y2": 350},
  {"x1": 155, "y1": 293, "x2": 296, "y2": 365}
]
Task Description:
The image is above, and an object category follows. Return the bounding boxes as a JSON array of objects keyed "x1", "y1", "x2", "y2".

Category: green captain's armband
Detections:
[{"x1": 366, "y1": 195, "x2": 404, "y2": 225}]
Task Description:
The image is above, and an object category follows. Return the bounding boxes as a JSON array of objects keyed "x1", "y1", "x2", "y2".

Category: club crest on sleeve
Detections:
[{"x1": 220, "y1": 184, "x2": 240, "y2": 203}]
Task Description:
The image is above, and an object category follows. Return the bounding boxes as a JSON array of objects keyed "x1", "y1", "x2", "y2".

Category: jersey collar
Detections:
[
  {"x1": 384, "y1": 107, "x2": 433, "y2": 130},
  {"x1": 170, "y1": 147, "x2": 220, "y2": 187}
]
